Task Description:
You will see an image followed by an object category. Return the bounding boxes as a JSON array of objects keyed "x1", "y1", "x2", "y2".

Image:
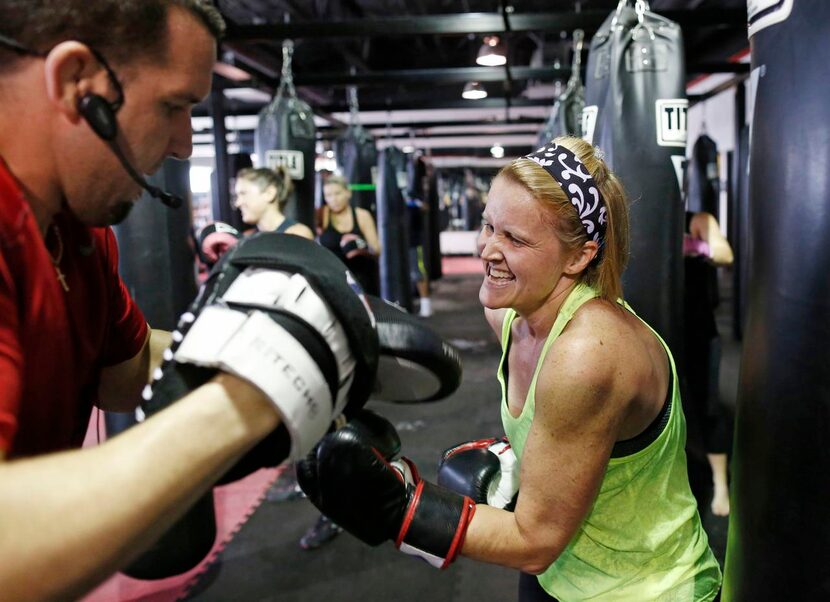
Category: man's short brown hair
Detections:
[{"x1": 0, "y1": 1, "x2": 225, "y2": 68}]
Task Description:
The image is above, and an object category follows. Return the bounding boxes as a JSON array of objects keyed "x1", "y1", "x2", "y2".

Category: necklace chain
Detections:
[{"x1": 49, "y1": 224, "x2": 69, "y2": 292}]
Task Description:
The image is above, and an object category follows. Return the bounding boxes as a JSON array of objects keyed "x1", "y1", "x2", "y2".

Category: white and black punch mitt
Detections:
[
  {"x1": 143, "y1": 233, "x2": 379, "y2": 473},
  {"x1": 366, "y1": 296, "x2": 462, "y2": 403}
]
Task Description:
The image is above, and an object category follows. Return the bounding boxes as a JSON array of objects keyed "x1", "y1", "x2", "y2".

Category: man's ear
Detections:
[
  {"x1": 42, "y1": 41, "x2": 107, "y2": 123},
  {"x1": 563, "y1": 240, "x2": 599, "y2": 276}
]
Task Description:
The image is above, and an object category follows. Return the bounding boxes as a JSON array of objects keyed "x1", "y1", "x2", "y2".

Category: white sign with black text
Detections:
[
  {"x1": 655, "y1": 99, "x2": 688, "y2": 148},
  {"x1": 265, "y1": 150, "x2": 305, "y2": 180}
]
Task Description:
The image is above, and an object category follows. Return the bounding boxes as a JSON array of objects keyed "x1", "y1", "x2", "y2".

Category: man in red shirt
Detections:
[{"x1": 0, "y1": 2, "x2": 375, "y2": 599}]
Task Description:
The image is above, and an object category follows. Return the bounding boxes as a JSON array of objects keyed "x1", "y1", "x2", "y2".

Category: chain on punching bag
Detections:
[
  {"x1": 254, "y1": 40, "x2": 316, "y2": 230},
  {"x1": 582, "y1": 0, "x2": 686, "y2": 359},
  {"x1": 723, "y1": 2, "x2": 830, "y2": 599},
  {"x1": 537, "y1": 30, "x2": 585, "y2": 146},
  {"x1": 335, "y1": 87, "x2": 378, "y2": 213}
]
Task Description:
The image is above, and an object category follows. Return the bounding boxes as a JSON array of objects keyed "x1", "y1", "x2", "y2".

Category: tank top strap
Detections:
[
  {"x1": 275, "y1": 217, "x2": 298, "y2": 234},
  {"x1": 350, "y1": 206, "x2": 363, "y2": 235}
]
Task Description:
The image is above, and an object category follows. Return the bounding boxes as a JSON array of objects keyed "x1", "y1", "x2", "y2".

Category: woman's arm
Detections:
[
  {"x1": 690, "y1": 212, "x2": 734, "y2": 267},
  {"x1": 461, "y1": 329, "x2": 628, "y2": 573},
  {"x1": 356, "y1": 208, "x2": 381, "y2": 255}
]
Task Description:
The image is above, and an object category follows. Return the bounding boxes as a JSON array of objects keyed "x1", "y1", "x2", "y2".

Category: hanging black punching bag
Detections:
[
  {"x1": 685, "y1": 134, "x2": 720, "y2": 215},
  {"x1": 115, "y1": 160, "x2": 218, "y2": 580},
  {"x1": 376, "y1": 147, "x2": 412, "y2": 310},
  {"x1": 538, "y1": 30, "x2": 585, "y2": 146},
  {"x1": 424, "y1": 166, "x2": 443, "y2": 282},
  {"x1": 723, "y1": 3, "x2": 830, "y2": 599},
  {"x1": 583, "y1": 1, "x2": 686, "y2": 359},
  {"x1": 255, "y1": 40, "x2": 316, "y2": 230},
  {"x1": 109, "y1": 158, "x2": 199, "y2": 437},
  {"x1": 730, "y1": 124, "x2": 751, "y2": 341},
  {"x1": 115, "y1": 159, "x2": 198, "y2": 332},
  {"x1": 335, "y1": 125, "x2": 378, "y2": 213}
]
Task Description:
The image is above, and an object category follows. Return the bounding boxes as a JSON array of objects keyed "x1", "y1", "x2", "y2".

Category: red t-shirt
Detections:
[{"x1": 0, "y1": 159, "x2": 148, "y2": 458}]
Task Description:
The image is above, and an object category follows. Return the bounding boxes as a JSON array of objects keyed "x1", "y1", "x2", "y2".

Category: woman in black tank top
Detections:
[
  {"x1": 683, "y1": 210, "x2": 734, "y2": 517},
  {"x1": 234, "y1": 167, "x2": 314, "y2": 239},
  {"x1": 317, "y1": 175, "x2": 381, "y2": 295}
]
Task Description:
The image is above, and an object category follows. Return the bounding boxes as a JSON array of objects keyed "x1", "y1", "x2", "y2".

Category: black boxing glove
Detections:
[
  {"x1": 337, "y1": 408, "x2": 401, "y2": 461},
  {"x1": 437, "y1": 437, "x2": 519, "y2": 511},
  {"x1": 340, "y1": 233, "x2": 372, "y2": 260},
  {"x1": 297, "y1": 425, "x2": 475, "y2": 569}
]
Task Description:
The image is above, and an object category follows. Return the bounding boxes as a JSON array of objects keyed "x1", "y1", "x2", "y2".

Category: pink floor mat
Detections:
[{"x1": 80, "y1": 411, "x2": 282, "y2": 602}]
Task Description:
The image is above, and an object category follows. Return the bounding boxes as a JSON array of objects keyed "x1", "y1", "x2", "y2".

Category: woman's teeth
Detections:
[{"x1": 489, "y1": 266, "x2": 513, "y2": 280}]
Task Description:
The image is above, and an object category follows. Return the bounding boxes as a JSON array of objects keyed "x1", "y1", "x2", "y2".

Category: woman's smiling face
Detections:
[{"x1": 477, "y1": 175, "x2": 572, "y2": 315}]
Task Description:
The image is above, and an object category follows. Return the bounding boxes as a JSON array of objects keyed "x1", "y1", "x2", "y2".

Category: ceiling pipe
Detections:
[{"x1": 224, "y1": 10, "x2": 746, "y2": 41}]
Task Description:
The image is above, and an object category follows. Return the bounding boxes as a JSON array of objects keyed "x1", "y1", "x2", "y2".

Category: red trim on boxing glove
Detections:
[{"x1": 394, "y1": 475, "x2": 476, "y2": 569}]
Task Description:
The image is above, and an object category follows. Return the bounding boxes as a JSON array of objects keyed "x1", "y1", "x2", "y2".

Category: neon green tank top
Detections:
[{"x1": 499, "y1": 283, "x2": 721, "y2": 601}]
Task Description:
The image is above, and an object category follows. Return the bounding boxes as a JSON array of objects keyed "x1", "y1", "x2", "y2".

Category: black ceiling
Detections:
[{"x1": 195, "y1": 0, "x2": 750, "y2": 158}]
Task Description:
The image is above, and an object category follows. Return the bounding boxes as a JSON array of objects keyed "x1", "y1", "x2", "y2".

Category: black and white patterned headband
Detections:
[{"x1": 525, "y1": 141, "x2": 607, "y2": 246}]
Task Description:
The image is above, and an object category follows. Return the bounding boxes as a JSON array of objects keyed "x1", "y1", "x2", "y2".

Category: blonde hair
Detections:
[
  {"x1": 236, "y1": 167, "x2": 293, "y2": 211},
  {"x1": 323, "y1": 175, "x2": 350, "y2": 191},
  {"x1": 496, "y1": 136, "x2": 630, "y2": 302}
]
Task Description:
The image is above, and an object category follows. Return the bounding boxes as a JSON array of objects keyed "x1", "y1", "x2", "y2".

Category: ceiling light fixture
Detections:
[
  {"x1": 490, "y1": 143, "x2": 505, "y2": 159},
  {"x1": 462, "y1": 81, "x2": 487, "y2": 100},
  {"x1": 213, "y1": 57, "x2": 252, "y2": 82},
  {"x1": 476, "y1": 35, "x2": 507, "y2": 67}
]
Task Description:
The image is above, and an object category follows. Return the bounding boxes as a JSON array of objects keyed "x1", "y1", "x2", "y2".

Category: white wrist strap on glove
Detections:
[{"x1": 486, "y1": 440, "x2": 519, "y2": 509}]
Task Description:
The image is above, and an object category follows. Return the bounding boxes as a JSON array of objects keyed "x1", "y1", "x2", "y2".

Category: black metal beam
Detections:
[
  {"x1": 218, "y1": 61, "x2": 745, "y2": 91},
  {"x1": 318, "y1": 117, "x2": 545, "y2": 131},
  {"x1": 225, "y1": 10, "x2": 746, "y2": 41},
  {"x1": 191, "y1": 95, "x2": 556, "y2": 118},
  {"x1": 293, "y1": 65, "x2": 569, "y2": 87}
]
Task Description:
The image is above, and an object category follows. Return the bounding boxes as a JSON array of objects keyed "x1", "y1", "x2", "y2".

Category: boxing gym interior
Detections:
[{"x1": 78, "y1": 1, "x2": 826, "y2": 600}]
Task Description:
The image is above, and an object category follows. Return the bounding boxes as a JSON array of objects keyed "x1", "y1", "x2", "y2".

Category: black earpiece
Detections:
[
  {"x1": 78, "y1": 94, "x2": 183, "y2": 209},
  {"x1": 78, "y1": 94, "x2": 118, "y2": 142}
]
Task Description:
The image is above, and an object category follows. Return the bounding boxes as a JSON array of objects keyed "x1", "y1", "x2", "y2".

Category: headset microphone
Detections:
[{"x1": 78, "y1": 94, "x2": 183, "y2": 209}]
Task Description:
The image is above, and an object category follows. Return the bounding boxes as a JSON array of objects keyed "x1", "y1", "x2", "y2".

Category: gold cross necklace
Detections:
[{"x1": 49, "y1": 224, "x2": 69, "y2": 292}]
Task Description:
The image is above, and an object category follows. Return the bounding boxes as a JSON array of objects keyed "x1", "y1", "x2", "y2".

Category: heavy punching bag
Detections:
[
  {"x1": 109, "y1": 158, "x2": 198, "y2": 438},
  {"x1": 376, "y1": 146, "x2": 412, "y2": 311},
  {"x1": 537, "y1": 29, "x2": 585, "y2": 146},
  {"x1": 582, "y1": 0, "x2": 686, "y2": 359},
  {"x1": 420, "y1": 159, "x2": 448, "y2": 281},
  {"x1": 115, "y1": 159, "x2": 218, "y2": 580},
  {"x1": 723, "y1": 2, "x2": 830, "y2": 599},
  {"x1": 114, "y1": 159, "x2": 198, "y2": 332},
  {"x1": 685, "y1": 134, "x2": 720, "y2": 215},
  {"x1": 729, "y1": 124, "x2": 751, "y2": 341},
  {"x1": 335, "y1": 87, "x2": 378, "y2": 213},
  {"x1": 255, "y1": 40, "x2": 316, "y2": 230}
]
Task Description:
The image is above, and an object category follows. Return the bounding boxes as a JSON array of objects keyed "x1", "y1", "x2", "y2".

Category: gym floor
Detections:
[{"x1": 172, "y1": 259, "x2": 739, "y2": 602}]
